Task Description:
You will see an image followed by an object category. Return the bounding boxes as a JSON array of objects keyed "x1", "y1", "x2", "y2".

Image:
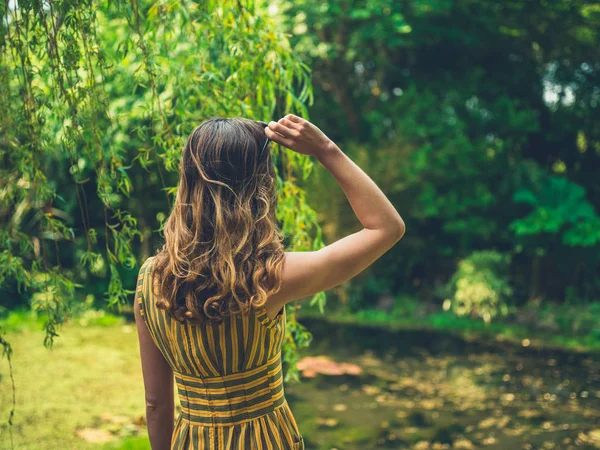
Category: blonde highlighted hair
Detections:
[{"x1": 150, "y1": 118, "x2": 285, "y2": 324}]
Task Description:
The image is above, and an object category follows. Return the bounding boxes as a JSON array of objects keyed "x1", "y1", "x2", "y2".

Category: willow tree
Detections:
[{"x1": 0, "y1": 0, "x2": 324, "y2": 437}]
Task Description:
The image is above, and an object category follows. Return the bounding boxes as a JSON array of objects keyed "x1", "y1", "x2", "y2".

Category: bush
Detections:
[
  {"x1": 540, "y1": 301, "x2": 600, "y2": 336},
  {"x1": 346, "y1": 273, "x2": 394, "y2": 312},
  {"x1": 444, "y1": 251, "x2": 513, "y2": 324}
]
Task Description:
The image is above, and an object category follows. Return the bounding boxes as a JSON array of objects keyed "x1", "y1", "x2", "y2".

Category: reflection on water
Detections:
[{"x1": 285, "y1": 318, "x2": 600, "y2": 450}]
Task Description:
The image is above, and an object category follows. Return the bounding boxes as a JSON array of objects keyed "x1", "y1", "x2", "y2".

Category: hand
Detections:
[{"x1": 265, "y1": 114, "x2": 334, "y2": 158}]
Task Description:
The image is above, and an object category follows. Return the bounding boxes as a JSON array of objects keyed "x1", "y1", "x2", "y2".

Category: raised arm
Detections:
[{"x1": 264, "y1": 114, "x2": 405, "y2": 318}]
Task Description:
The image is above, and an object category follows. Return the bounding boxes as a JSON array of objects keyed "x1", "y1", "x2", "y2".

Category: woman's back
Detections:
[
  {"x1": 134, "y1": 115, "x2": 405, "y2": 449},
  {"x1": 137, "y1": 256, "x2": 303, "y2": 449}
]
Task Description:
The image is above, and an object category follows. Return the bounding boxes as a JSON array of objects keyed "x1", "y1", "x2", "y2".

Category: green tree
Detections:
[
  {"x1": 0, "y1": 2, "x2": 324, "y2": 435},
  {"x1": 279, "y1": 0, "x2": 600, "y2": 306}
]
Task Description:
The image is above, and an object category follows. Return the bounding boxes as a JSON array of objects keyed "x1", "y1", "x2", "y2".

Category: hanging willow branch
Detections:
[{"x1": 0, "y1": 0, "x2": 323, "y2": 442}]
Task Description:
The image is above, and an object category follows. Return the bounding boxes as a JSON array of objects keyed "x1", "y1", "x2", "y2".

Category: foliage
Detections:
[
  {"x1": 279, "y1": 0, "x2": 600, "y2": 305},
  {"x1": 282, "y1": 309, "x2": 314, "y2": 383},
  {"x1": 444, "y1": 251, "x2": 512, "y2": 324},
  {"x1": 510, "y1": 165, "x2": 600, "y2": 247},
  {"x1": 518, "y1": 300, "x2": 600, "y2": 339},
  {"x1": 0, "y1": 1, "x2": 326, "y2": 434},
  {"x1": 345, "y1": 273, "x2": 394, "y2": 312}
]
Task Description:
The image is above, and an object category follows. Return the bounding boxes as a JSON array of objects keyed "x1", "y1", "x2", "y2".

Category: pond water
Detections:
[{"x1": 285, "y1": 318, "x2": 600, "y2": 450}]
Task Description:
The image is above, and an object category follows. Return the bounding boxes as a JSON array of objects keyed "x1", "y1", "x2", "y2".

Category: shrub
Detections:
[{"x1": 445, "y1": 251, "x2": 513, "y2": 324}]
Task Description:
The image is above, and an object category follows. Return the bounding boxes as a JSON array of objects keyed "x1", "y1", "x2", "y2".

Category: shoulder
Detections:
[
  {"x1": 135, "y1": 257, "x2": 158, "y2": 311},
  {"x1": 138, "y1": 256, "x2": 157, "y2": 277},
  {"x1": 141, "y1": 255, "x2": 156, "y2": 269},
  {"x1": 137, "y1": 256, "x2": 157, "y2": 292}
]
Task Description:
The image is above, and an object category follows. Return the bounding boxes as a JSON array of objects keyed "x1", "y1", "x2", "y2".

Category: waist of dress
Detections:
[{"x1": 173, "y1": 352, "x2": 286, "y2": 426}]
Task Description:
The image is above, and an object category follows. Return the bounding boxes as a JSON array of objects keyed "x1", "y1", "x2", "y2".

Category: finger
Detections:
[
  {"x1": 278, "y1": 117, "x2": 301, "y2": 130},
  {"x1": 285, "y1": 114, "x2": 303, "y2": 123},
  {"x1": 265, "y1": 127, "x2": 294, "y2": 148},
  {"x1": 268, "y1": 121, "x2": 295, "y2": 139}
]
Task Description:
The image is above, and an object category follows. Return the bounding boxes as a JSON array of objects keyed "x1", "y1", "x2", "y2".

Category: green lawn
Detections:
[
  {"x1": 0, "y1": 311, "x2": 156, "y2": 450},
  {"x1": 2, "y1": 307, "x2": 599, "y2": 450}
]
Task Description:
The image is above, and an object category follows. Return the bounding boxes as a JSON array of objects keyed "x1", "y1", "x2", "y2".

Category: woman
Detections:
[{"x1": 134, "y1": 114, "x2": 405, "y2": 449}]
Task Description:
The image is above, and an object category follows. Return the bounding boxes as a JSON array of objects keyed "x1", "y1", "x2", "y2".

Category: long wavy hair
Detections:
[{"x1": 150, "y1": 118, "x2": 286, "y2": 325}]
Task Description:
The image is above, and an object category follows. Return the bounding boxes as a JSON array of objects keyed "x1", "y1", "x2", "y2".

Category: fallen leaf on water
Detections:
[
  {"x1": 589, "y1": 429, "x2": 600, "y2": 443},
  {"x1": 517, "y1": 409, "x2": 540, "y2": 419},
  {"x1": 362, "y1": 385, "x2": 381, "y2": 396},
  {"x1": 503, "y1": 427, "x2": 525, "y2": 436},
  {"x1": 431, "y1": 443, "x2": 450, "y2": 449},
  {"x1": 358, "y1": 351, "x2": 381, "y2": 367},
  {"x1": 395, "y1": 410, "x2": 408, "y2": 419},
  {"x1": 315, "y1": 417, "x2": 339, "y2": 428},
  {"x1": 482, "y1": 436, "x2": 496, "y2": 445},
  {"x1": 453, "y1": 438, "x2": 474, "y2": 449},
  {"x1": 501, "y1": 393, "x2": 515, "y2": 402},
  {"x1": 296, "y1": 356, "x2": 362, "y2": 377},
  {"x1": 420, "y1": 399, "x2": 440, "y2": 410},
  {"x1": 479, "y1": 415, "x2": 510, "y2": 429},
  {"x1": 542, "y1": 421, "x2": 555, "y2": 431}
]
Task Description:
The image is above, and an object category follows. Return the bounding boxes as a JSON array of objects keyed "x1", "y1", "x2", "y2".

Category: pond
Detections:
[{"x1": 285, "y1": 318, "x2": 600, "y2": 450}]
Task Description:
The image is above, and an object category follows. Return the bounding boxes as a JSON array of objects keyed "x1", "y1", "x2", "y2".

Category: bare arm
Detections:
[
  {"x1": 134, "y1": 290, "x2": 174, "y2": 449},
  {"x1": 264, "y1": 114, "x2": 405, "y2": 318}
]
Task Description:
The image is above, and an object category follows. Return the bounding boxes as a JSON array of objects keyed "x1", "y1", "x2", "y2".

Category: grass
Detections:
[
  {"x1": 0, "y1": 309, "x2": 155, "y2": 450},
  {"x1": 1, "y1": 303, "x2": 598, "y2": 449},
  {"x1": 297, "y1": 306, "x2": 600, "y2": 353}
]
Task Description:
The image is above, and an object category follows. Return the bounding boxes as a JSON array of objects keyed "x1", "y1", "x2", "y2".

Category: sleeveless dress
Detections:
[{"x1": 136, "y1": 257, "x2": 305, "y2": 450}]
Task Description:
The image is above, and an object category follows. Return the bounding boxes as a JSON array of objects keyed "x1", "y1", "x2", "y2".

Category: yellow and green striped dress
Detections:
[{"x1": 136, "y1": 257, "x2": 305, "y2": 450}]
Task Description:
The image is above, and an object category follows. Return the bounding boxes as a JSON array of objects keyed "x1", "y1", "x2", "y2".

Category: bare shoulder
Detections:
[{"x1": 265, "y1": 250, "x2": 328, "y2": 315}]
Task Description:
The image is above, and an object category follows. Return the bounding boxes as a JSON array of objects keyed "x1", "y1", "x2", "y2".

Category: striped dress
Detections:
[{"x1": 136, "y1": 257, "x2": 305, "y2": 450}]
